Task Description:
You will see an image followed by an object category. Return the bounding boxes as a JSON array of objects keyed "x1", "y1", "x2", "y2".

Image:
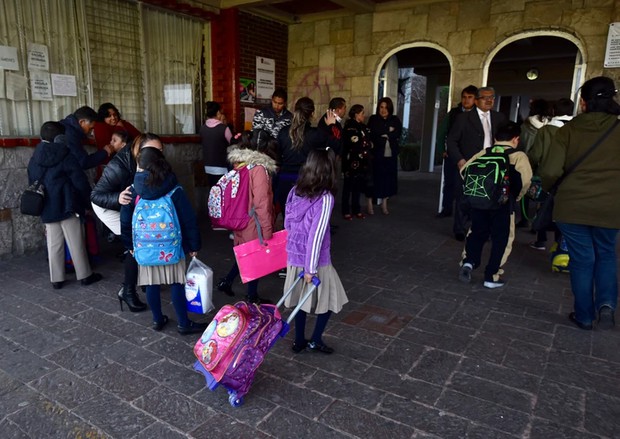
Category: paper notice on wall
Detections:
[
  {"x1": 605, "y1": 23, "x2": 620, "y2": 68},
  {"x1": 0, "y1": 45, "x2": 19, "y2": 71},
  {"x1": 0, "y1": 69, "x2": 5, "y2": 99},
  {"x1": 51, "y1": 73, "x2": 77, "y2": 96},
  {"x1": 28, "y1": 43, "x2": 49, "y2": 71},
  {"x1": 5, "y1": 72, "x2": 28, "y2": 100},
  {"x1": 255, "y1": 56, "x2": 275, "y2": 100},
  {"x1": 30, "y1": 71, "x2": 52, "y2": 100},
  {"x1": 244, "y1": 107, "x2": 257, "y2": 131}
]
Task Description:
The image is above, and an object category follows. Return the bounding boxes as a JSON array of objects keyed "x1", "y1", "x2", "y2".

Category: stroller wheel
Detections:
[{"x1": 228, "y1": 390, "x2": 244, "y2": 407}]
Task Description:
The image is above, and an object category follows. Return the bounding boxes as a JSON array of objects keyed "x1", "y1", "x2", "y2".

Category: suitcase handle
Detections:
[{"x1": 276, "y1": 270, "x2": 321, "y2": 324}]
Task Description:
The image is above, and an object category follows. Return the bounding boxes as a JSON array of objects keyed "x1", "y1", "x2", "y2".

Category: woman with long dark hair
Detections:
[{"x1": 540, "y1": 76, "x2": 620, "y2": 330}]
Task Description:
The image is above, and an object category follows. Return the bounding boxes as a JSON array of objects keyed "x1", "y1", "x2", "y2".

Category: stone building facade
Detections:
[{"x1": 286, "y1": 0, "x2": 618, "y2": 112}]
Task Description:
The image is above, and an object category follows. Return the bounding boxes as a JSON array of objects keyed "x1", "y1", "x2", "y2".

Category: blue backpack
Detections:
[{"x1": 133, "y1": 186, "x2": 183, "y2": 266}]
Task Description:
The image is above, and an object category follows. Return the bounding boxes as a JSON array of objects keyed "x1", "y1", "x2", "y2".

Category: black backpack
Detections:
[{"x1": 462, "y1": 146, "x2": 515, "y2": 210}]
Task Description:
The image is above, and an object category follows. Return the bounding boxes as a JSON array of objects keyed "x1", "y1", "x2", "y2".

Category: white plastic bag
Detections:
[{"x1": 185, "y1": 256, "x2": 214, "y2": 314}]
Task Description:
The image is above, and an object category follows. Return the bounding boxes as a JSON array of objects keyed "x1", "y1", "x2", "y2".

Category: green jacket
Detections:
[{"x1": 540, "y1": 112, "x2": 620, "y2": 228}]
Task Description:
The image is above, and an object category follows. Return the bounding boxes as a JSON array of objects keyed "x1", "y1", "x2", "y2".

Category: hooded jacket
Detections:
[
  {"x1": 119, "y1": 172, "x2": 201, "y2": 255},
  {"x1": 527, "y1": 115, "x2": 573, "y2": 175},
  {"x1": 227, "y1": 147, "x2": 277, "y2": 246},
  {"x1": 27, "y1": 140, "x2": 92, "y2": 223},
  {"x1": 90, "y1": 143, "x2": 135, "y2": 210},
  {"x1": 540, "y1": 112, "x2": 620, "y2": 229},
  {"x1": 252, "y1": 105, "x2": 292, "y2": 139},
  {"x1": 284, "y1": 189, "x2": 333, "y2": 274},
  {"x1": 60, "y1": 114, "x2": 108, "y2": 170}
]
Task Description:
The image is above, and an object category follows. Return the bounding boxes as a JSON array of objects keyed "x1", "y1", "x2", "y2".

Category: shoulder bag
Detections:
[{"x1": 20, "y1": 168, "x2": 48, "y2": 216}]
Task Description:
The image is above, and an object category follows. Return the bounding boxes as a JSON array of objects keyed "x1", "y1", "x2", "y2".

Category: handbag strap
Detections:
[
  {"x1": 549, "y1": 118, "x2": 620, "y2": 194},
  {"x1": 249, "y1": 207, "x2": 264, "y2": 245}
]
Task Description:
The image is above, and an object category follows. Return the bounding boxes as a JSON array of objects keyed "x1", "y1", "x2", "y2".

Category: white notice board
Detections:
[{"x1": 604, "y1": 23, "x2": 620, "y2": 68}]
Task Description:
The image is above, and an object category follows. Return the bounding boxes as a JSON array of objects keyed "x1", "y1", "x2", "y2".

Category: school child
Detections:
[
  {"x1": 283, "y1": 148, "x2": 349, "y2": 354},
  {"x1": 216, "y1": 131, "x2": 277, "y2": 304},
  {"x1": 458, "y1": 122, "x2": 532, "y2": 288},
  {"x1": 120, "y1": 142, "x2": 206, "y2": 334}
]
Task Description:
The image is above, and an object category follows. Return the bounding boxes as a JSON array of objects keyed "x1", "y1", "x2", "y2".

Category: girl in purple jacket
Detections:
[{"x1": 283, "y1": 149, "x2": 348, "y2": 354}]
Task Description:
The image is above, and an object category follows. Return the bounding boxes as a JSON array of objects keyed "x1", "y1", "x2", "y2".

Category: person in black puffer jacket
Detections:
[
  {"x1": 90, "y1": 131, "x2": 155, "y2": 312},
  {"x1": 27, "y1": 122, "x2": 103, "y2": 289}
]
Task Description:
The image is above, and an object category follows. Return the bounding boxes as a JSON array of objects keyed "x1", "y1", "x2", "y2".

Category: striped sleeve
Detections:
[{"x1": 305, "y1": 193, "x2": 333, "y2": 274}]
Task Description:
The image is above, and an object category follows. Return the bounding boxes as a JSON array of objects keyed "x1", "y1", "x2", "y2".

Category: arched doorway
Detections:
[
  {"x1": 484, "y1": 33, "x2": 584, "y2": 122},
  {"x1": 374, "y1": 44, "x2": 452, "y2": 172}
]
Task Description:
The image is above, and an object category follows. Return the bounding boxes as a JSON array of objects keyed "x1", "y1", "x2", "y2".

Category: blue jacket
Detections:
[
  {"x1": 120, "y1": 172, "x2": 201, "y2": 255},
  {"x1": 27, "y1": 141, "x2": 92, "y2": 223},
  {"x1": 60, "y1": 114, "x2": 108, "y2": 170}
]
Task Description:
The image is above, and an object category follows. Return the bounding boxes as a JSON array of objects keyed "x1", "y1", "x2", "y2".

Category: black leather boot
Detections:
[{"x1": 118, "y1": 284, "x2": 147, "y2": 312}]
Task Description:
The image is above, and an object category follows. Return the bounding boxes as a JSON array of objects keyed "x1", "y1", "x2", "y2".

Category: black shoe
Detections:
[
  {"x1": 598, "y1": 306, "x2": 615, "y2": 330},
  {"x1": 436, "y1": 211, "x2": 452, "y2": 218},
  {"x1": 52, "y1": 281, "x2": 64, "y2": 290},
  {"x1": 459, "y1": 263, "x2": 472, "y2": 283},
  {"x1": 569, "y1": 312, "x2": 593, "y2": 330},
  {"x1": 153, "y1": 315, "x2": 169, "y2": 331},
  {"x1": 307, "y1": 341, "x2": 334, "y2": 354},
  {"x1": 454, "y1": 233, "x2": 466, "y2": 242},
  {"x1": 178, "y1": 320, "x2": 208, "y2": 335},
  {"x1": 278, "y1": 269, "x2": 287, "y2": 279},
  {"x1": 515, "y1": 219, "x2": 529, "y2": 229},
  {"x1": 118, "y1": 285, "x2": 147, "y2": 312},
  {"x1": 217, "y1": 278, "x2": 235, "y2": 297},
  {"x1": 292, "y1": 340, "x2": 308, "y2": 353},
  {"x1": 247, "y1": 295, "x2": 273, "y2": 305},
  {"x1": 81, "y1": 273, "x2": 103, "y2": 286}
]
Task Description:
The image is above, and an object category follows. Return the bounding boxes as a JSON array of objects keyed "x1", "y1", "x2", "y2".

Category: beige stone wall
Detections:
[{"x1": 287, "y1": 0, "x2": 620, "y2": 111}]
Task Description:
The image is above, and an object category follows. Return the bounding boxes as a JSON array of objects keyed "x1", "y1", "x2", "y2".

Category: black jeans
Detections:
[
  {"x1": 463, "y1": 206, "x2": 511, "y2": 281},
  {"x1": 441, "y1": 157, "x2": 459, "y2": 214},
  {"x1": 341, "y1": 175, "x2": 365, "y2": 216}
]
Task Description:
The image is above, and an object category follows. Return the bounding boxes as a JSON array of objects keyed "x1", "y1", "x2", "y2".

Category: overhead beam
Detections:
[
  {"x1": 330, "y1": 0, "x2": 375, "y2": 13},
  {"x1": 243, "y1": 5, "x2": 299, "y2": 24}
]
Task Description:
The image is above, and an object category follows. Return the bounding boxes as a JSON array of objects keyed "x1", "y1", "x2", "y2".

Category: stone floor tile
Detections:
[
  {"x1": 250, "y1": 375, "x2": 333, "y2": 419},
  {"x1": 448, "y1": 372, "x2": 534, "y2": 413},
  {"x1": 487, "y1": 310, "x2": 557, "y2": 333},
  {"x1": 0, "y1": 385, "x2": 42, "y2": 420},
  {"x1": 289, "y1": 344, "x2": 370, "y2": 380},
  {"x1": 30, "y1": 369, "x2": 98, "y2": 409},
  {"x1": 0, "y1": 369, "x2": 22, "y2": 396},
  {"x1": 324, "y1": 322, "x2": 394, "y2": 350},
  {"x1": 418, "y1": 299, "x2": 461, "y2": 322},
  {"x1": 0, "y1": 418, "x2": 31, "y2": 439},
  {"x1": 257, "y1": 406, "x2": 350, "y2": 439},
  {"x1": 584, "y1": 391, "x2": 620, "y2": 438},
  {"x1": 101, "y1": 340, "x2": 164, "y2": 371},
  {"x1": 74, "y1": 392, "x2": 155, "y2": 438},
  {"x1": 0, "y1": 345, "x2": 57, "y2": 382},
  {"x1": 399, "y1": 326, "x2": 471, "y2": 354},
  {"x1": 258, "y1": 352, "x2": 318, "y2": 384},
  {"x1": 73, "y1": 309, "x2": 160, "y2": 347},
  {"x1": 378, "y1": 394, "x2": 469, "y2": 438},
  {"x1": 192, "y1": 385, "x2": 277, "y2": 426},
  {"x1": 141, "y1": 359, "x2": 206, "y2": 396},
  {"x1": 502, "y1": 340, "x2": 550, "y2": 376},
  {"x1": 481, "y1": 320, "x2": 554, "y2": 347},
  {"x1": 464, "y1": 423, "x2": 520, "y2": 439},
  {"x1": 529, "y1": 417, "x2": 602, "y2": 439},
  {"x1": 532, "y1": 379, "x2": 585, "y2": 428},
  {"x1": 132, "y1": 422, "x2": 187, "y2": 439},
  {"x1": 8, "y1": 398, "x2": 109, "y2": 439},
  {"x1": 46, "y1": 344, "x2": 111, "y2": 377},
  {"x1": 448, "y1": 302, "x2": 492, "y2": 329},
  {"x1": 436, "y1": 390, "x2": 529, "y2": 435},
  {"x1": 319, "y1": 400, "x2": 415, "y2": 438},
  {"x1": 464, "y1": 331, "x2": 511, "y2": 364},
  {"x1": 133, "y1": 386, "x2": 207, "y2": 432},
  {"x1": 189, "y1": 411, "x2": 271, "y2": 438},
  {"x1": 552, "y1": 324, "x2": 593, "y2": 354},
  {"x1": 372, "y1": 338, "x2": 425, "y2": 374},
  {"x1": 7, "y1": 325, "x2": 72, "y2": 357},
  {"x1": 146, "y1": 335, "x2": 197, "y2": 365},
  {"x1": 363, "y1": 366, "x2": 442, "y2": 405},
  {"x1": 591, "y1": 332, "x2": 620, "y2": 364},
  {"x1": 408, "y1": 348, "x2": 461, "y2": 385},
  {"x1": 457, "y1": 357, "x2": 541, "y2": 394},
  {"x1": 304, "y1": 370, "x2": 386, "y2": 411},
  {"x1": 86, "y1": 362, "x2": 158, "y2": 401},
  {"x1": 62, "y1": 323, "x2": 120, "y2": 350}
]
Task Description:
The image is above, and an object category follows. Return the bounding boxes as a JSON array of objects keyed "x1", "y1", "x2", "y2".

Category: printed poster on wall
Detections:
[
  {"x1": 5, "y1": 72, "x2": 28, "y2": 100},
  {"x1": 605, "y1": 23, "x2": 620, "y2": 68},
  {"x1": 51, "y1": 73, "x2": 77, "y2": 96},
  {"x1": 28, "y1": 43, "x2": 49, "y2": 71},
  {"x1": 240, "y1": 78, "x2": 256, "y2": 103},
  {"x1": 255, "y1": 56, "x2": 275, "y2": 100},
  {"x1": 30, "y1": 71, "x2": 52, "y2": 101},
  {"x1": 0, "y1": 45, "x2": 19, "y2": 71},
  {"x1": 0, "y1": 70, "x2": 5, "y2": 99},
  {"x1": 244, "y1": 107, "x2": 257, "y2": 130}
]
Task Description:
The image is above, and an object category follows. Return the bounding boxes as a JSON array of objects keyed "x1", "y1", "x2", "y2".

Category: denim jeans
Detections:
[{"x1": 556, "y1": 222, "x2": 619, "y2": 324}]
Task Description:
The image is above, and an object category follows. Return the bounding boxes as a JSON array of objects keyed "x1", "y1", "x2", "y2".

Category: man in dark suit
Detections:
[{"x1": 447, "y1": 86, "x2": 507, "y2": 241}]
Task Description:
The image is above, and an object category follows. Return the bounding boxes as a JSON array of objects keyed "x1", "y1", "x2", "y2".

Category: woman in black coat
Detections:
[
  {"x1": 367, "y1": 97, "x2": 402, "y2": 215},
  {"x1": 27, "y1": 122, "x2": 102, "y2": 289},
  {"x1": 342, "y1": 104, "x2": 373, "y2": 217}
]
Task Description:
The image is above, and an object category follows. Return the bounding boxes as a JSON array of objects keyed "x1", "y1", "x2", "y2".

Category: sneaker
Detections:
[
  {"x1": 212, "y1": 227, "x2": 227, "y2": 231},
  {"x1": 292, "y1": 340, "x2": 308, "y2": 353},
  {"x1": 217, "y1": 278, "x2": 235, "y2": 297},
  {"x1": 278, "y1": 268, "x2": 287, "y2": 279},
  {"x1": 177, "y1": 320, "x2": 209, "y2": 335},
  {"x1": 307, "y1": 341, "x2": 334, "y2": 354},
  {"x1": 569, "y1": 312, "x2": 593, "y2": 330},
  {"x1": 459, "y1": 263, "x2": 473, "y2": 283},
  {"x1": 483, "y1": 279, "x2": 506, "y2": 289},
  {"x1": 81, "y1": 273, "x2": 103, "y2": 286},
  {"x1": 598, "y1": 306, "x2": 615, "y2": 330},
  {"x1": 529, "y1": 241, "x2": 546, "y2": 251}
]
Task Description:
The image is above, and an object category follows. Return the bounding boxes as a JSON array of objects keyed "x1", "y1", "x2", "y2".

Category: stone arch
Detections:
[{"x1": 482, "y1": 29, "x2": 587, "y2": 101}]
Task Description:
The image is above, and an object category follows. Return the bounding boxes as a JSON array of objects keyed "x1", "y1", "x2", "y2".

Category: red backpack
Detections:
[{"x1": 208, "y1": 165, "x2": 251, "y2": 230}]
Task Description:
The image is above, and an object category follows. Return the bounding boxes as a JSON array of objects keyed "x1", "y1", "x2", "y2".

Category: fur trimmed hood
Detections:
[{"x1": 227, "y1": 146, "x2": 277, "y2": 174}]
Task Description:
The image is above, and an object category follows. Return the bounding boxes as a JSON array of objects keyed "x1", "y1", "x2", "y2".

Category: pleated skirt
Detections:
[
  {"x1": 283, "y1": 264, "x2": 348, "y2": 314},
  {"x1": 138, "y1": 258, "x2": 187, "y2": 286}
]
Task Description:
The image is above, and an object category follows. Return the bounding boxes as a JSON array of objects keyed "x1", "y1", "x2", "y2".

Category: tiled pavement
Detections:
[{"x1": 1, "y1": 171, "x2": 619, "y2": 439}]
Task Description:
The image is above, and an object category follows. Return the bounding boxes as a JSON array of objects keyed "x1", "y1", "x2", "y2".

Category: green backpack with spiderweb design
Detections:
[{"x1": 462, "y1": 146, "x2": 516, "y2": 210}]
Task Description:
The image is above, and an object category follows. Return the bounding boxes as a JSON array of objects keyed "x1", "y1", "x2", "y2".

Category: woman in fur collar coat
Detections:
[{"x1": 216, "y1": 131, "x2": 277, "y2": 304}]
